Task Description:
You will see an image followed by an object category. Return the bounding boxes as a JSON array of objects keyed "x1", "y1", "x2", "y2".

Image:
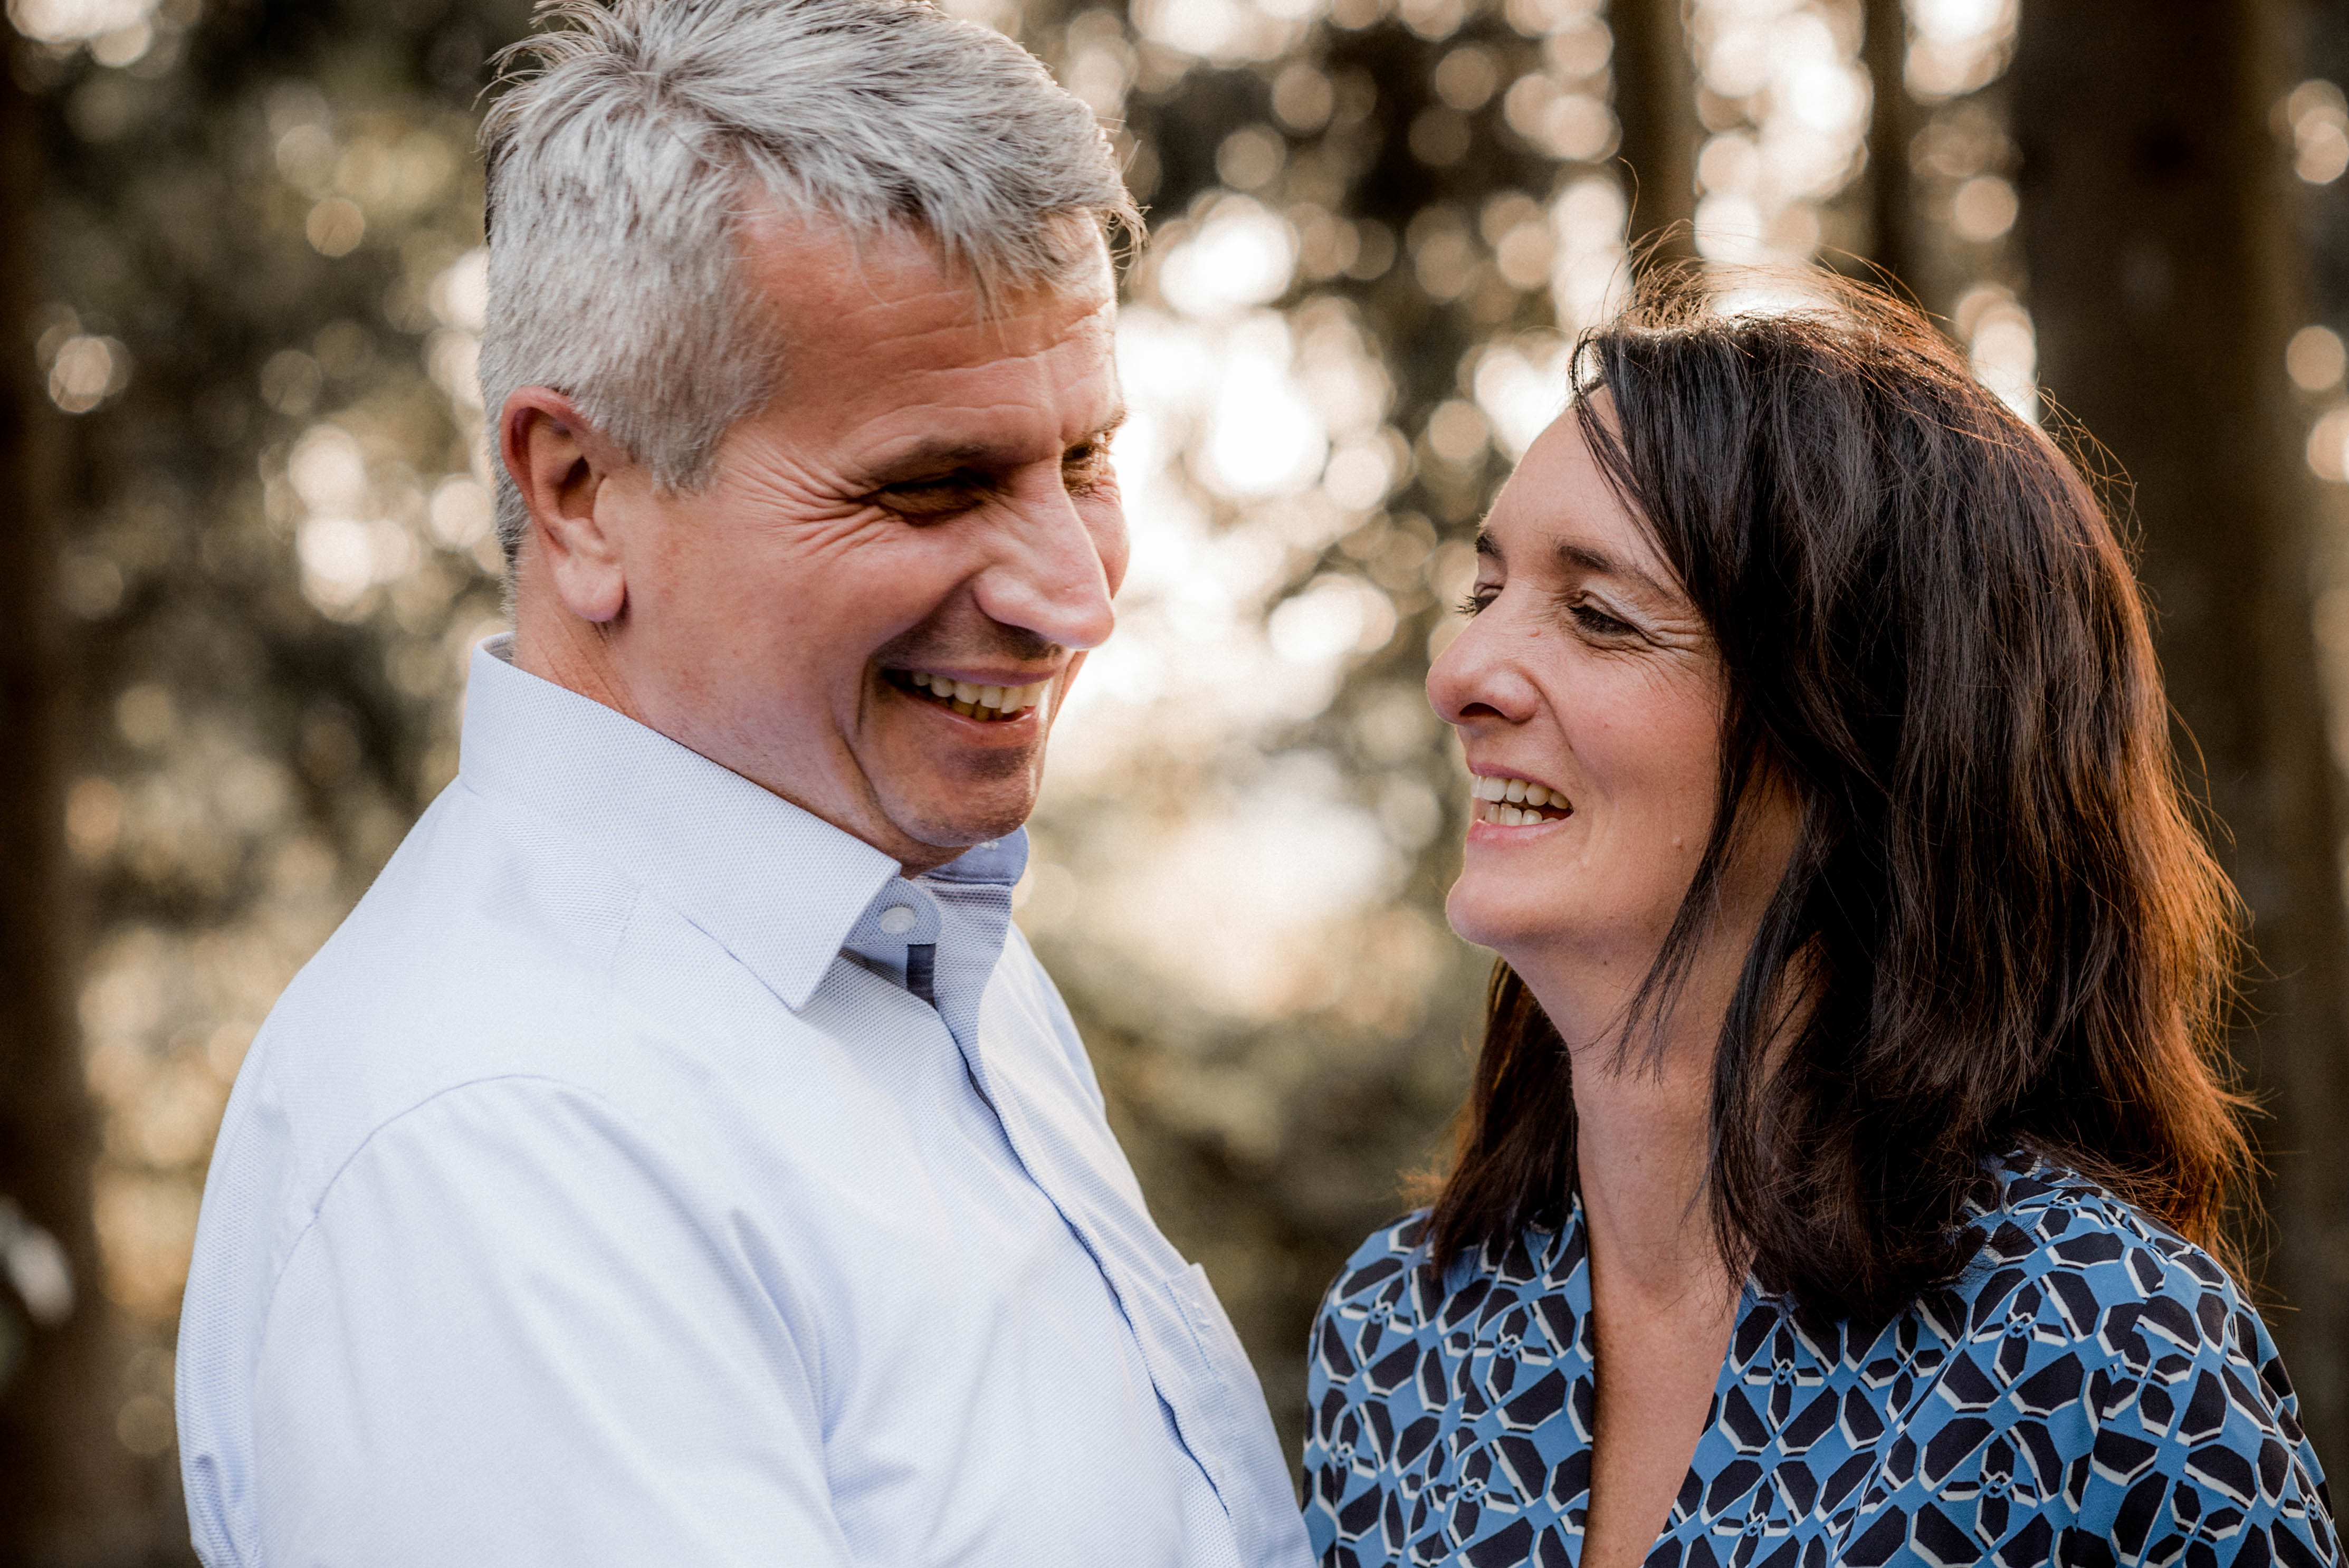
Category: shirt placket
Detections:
[
  {"x1": 846, "y1": 873, "x2": 1289, "y2": 1567},
  {"x1": 838, "y1": 883, "x2": 945, "y2": 1000},
  {"x1": 935, "y1": 964, "x2": 1274, "y2": 1560}
]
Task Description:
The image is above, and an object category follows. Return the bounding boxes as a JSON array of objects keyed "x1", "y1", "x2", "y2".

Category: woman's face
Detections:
[{"x1": 1430, "y1": 407, "x2": 1777, "y2": 988}]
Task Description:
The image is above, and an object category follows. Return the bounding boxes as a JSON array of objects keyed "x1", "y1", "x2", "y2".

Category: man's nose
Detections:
[{"x1": 971, "y1": 483, "x2": 1121, "y2": 652}]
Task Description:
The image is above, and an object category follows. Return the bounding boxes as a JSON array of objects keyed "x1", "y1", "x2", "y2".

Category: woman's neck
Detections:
[
  {"x1": 1569, "y1": 1041, "x2": 1732, "y2": 1301},
  {"x1": 1549, "y1": 978, "x2": 1746, "y2": 1568},
  {"x1": 1512, "y1": 940, "x2": 1747, "y2": 1304}
]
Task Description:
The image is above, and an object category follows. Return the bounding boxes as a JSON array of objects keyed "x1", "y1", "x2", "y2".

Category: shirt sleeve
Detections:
[{"x1": 249, "y1": 1075, "x2": 852, "y2": 1568}]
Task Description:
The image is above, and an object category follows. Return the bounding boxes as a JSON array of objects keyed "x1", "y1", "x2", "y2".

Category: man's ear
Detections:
[{"x1": 501, "y1": 388, "x2": 632, "y2": 624}]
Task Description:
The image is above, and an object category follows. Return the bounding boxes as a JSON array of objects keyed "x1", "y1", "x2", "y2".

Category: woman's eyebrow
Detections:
[{"x1": 1554, "y1": 538, "x2": 1672, "y2": 600}]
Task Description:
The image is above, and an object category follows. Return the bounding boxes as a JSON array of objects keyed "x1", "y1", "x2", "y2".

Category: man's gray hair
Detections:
[{"x1": 477, "y1": 0, "x2": 1141, "y2": 562}]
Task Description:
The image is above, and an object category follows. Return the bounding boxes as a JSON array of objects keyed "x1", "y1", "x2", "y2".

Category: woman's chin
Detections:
[{"x1": 1443, "y1": 874, "x2": 1550, "y2": 957}]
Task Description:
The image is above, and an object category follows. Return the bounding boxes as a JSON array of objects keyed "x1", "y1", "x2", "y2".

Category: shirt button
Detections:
[{"x1": 877, "y1": 905, "x2": 916, "y2": 935}]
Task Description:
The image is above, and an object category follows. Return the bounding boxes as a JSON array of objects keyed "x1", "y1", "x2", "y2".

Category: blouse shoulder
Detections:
[
  {"x1": 1908, "y1": 1154, "x2": 2333, "y2": 1550},
  {"x1": 1961, "y1": 1155, "x2": 2279, "y2": 1378},
  {"x1": 1325, "y1": 1211, "x2": 1431, "y2": 1302},
  {"x1": 1315, "y1": 1208, "x2": 1581, "y2": 1327},
  {"x1": 1942, "y1": 1155, "x2": 2303, "y2": 1423}
]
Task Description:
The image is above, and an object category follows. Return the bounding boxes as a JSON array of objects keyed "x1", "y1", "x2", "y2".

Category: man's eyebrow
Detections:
[
  {"x1": 865, "y1": 408, "x2": 1129, "y2": 483},
  {"x1": 863, "y1": 440, "x2": 999, "y2": 482},
  {"x1": 1555, "y1": 538, "x2": 1671, "y2": 599}
]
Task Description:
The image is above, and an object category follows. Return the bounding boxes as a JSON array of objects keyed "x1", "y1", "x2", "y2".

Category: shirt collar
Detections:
[{"x1": 457, "y1": 635, "x2": 1023, "y2": 1012}]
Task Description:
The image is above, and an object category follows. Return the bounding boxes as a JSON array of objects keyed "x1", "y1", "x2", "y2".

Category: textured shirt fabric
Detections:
[
  {"x1": 1305, "y1": 1155, "x2": 2336, "y2": 1568},
  {"x1": 177, "y1": 635, "x2": 1312, "y2": 1568}
]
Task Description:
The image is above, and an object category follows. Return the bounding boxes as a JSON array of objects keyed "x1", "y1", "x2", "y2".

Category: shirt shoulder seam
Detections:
[{"x1": 255, "y1": 1007, "x2": 648, "y2": 1344}]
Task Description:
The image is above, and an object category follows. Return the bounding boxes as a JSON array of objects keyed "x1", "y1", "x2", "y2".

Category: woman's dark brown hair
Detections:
[{"x1": 1426, "y1": 268, "x2": 2255, "y2": 1326}]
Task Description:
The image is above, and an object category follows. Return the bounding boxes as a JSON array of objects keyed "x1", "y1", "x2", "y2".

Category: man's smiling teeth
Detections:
[
  {"x1": 902, "y1": 669, "x2": 1049, "y2": 721},
  {"x1": 1469, "y1": 773, "x2": 1572, "y2": 827}
]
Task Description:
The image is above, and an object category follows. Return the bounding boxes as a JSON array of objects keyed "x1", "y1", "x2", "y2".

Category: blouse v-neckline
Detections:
[{"x1": 1564, "y1": 1194, "x2": 1767, "y2": 1568}]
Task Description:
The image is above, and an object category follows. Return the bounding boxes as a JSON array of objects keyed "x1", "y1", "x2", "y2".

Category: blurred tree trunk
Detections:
[
  {"x1": 1860, "y1": 0, "x2": 1919, "y2": 299},
  {"x1": 0, "y1": 54, "x2": 132, "y2": 1567},
  {"x1": 2013, "y1": 0, "x2": 2349, "y2": 1476},
  {"x1": 1610, "y1": 0, "x2": 1698, "y2": 266}
]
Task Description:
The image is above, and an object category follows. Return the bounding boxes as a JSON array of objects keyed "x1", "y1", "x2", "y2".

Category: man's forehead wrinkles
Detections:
[
  {"x1": 790, "y1": 324, "x2": 1102, "y2": 419},
  {"x1": 777, "y1": 349, "x2": 1116, "y2": 455},
  {"x1": 852, "y1": 321, "x2": 1090, "y2": 379},
  {"x1": 849, "y1": 375, "x2": 1121, "y2": 444},
  {"x1": 776, "y1": 255, "x2": 1113, "y2": 349},
  {"x1": 829, "y1": 407, "x2": 1102, "y2": 482}
]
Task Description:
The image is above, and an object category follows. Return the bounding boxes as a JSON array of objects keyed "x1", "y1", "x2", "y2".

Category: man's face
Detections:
[{"x1": 512, "y1": 211, "x2": 1128, "y2": 872}]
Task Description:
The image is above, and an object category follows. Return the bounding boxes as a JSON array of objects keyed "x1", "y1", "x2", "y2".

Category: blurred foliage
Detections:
[
  {"x1": 13, "y1": 0, "x2": 528, "y2": 1541},
  {"x1": 14, "y1": 0, "x2": 2349, "y2": 1556},
  {"x1": 1020, "y1": 0, "x2": 1590, "y2": 1446}
]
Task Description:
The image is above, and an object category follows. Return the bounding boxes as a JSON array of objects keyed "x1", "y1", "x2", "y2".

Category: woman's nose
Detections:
[{"x1": 1428, "y1": 608, "x2": 1539, "y2": 727}]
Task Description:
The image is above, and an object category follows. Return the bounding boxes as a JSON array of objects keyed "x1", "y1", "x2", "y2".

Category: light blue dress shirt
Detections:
[{"x1": 177, "y1": 636, "x2": 1312, "y2": 1568}]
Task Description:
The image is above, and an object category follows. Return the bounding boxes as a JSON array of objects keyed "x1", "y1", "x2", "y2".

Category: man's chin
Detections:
[
  {"x1": 880, "y1": 792, "x2": 1037, "y2": 865},
  {"x1": 860, "y1": 735, "x2": 1047, "y2": 866}
]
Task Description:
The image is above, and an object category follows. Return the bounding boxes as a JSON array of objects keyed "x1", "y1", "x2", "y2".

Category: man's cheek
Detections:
[
  {"x1": 1085, "y1": 498, "x2": 1131, "y2": 598},
  {"x1": 1052, "y1": 651, "x2": 1092, "y2": 715}
]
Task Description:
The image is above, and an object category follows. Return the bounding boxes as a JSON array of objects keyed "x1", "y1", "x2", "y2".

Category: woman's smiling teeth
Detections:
[
  {"x1": 896, "y1": 668, "x2": 1049, "y2": 722},
  {"x1": 1470, "y1": 773, "x2": 1572, "y2": 827}
]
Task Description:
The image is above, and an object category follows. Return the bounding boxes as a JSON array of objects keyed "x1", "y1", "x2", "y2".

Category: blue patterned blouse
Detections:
[{"x1": 1304, "y1": 1156, "x2": 2336, "y2": 1568}]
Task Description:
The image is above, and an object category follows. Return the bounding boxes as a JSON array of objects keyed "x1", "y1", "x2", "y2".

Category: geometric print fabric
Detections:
[{"x1": 1305, "y1": 1154, "x2": 2337, "y2": 1567}]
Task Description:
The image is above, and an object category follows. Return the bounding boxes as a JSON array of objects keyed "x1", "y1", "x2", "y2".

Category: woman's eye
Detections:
[
  {"x1": 1569, "y1": 600, "x2": 1635, "y2": 636},
  {"x1": 1458, "y1": 586, "x2": 1500, "y2": 617}
]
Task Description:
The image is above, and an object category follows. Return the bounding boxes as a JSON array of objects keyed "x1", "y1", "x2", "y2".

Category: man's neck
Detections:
[
  {"x1": 508, "y1": 602, "x2": 978, "y2": 878},
  {"x1": 511, "y1": 597, "x2": 645, "y2": 730}
]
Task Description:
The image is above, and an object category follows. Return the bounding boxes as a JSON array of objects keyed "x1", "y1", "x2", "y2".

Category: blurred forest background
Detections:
[{"x1": 4, "y1": 0, "x2": 2349, "y2": 1557}]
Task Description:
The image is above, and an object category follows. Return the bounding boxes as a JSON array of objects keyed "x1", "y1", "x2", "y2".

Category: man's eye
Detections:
[
  {"x1": 1063, "y1": 444, "x2": 1113, "y2": 494},
  {"x1": 1458, "y1": 586, "x2": 1499, "y2": 616},
  {"x1": 873, "y1": 477, "x2": 985, "y2": 520}
]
